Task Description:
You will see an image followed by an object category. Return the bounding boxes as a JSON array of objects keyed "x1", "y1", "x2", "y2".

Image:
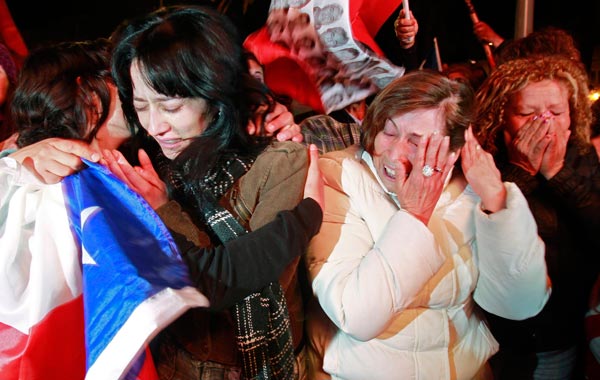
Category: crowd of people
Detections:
[{"x1": 1, "y1": 2, "x2": 599, "y2": 380}]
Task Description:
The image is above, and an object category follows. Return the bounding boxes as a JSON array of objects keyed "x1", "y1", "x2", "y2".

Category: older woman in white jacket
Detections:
[{"x1": 305, "y1": 70, "x2": 550, "y2": 380}]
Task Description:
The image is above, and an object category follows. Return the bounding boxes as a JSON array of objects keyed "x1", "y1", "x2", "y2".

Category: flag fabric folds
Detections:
[
  {"x1": 244, "y1": 0, "x2": 404, "y2": 114},
  {"x1": 0, "y1": 157, "x2": 208, "y2": 380}
]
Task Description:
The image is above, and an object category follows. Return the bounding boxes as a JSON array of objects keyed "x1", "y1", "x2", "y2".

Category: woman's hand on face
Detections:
[
  {"x1": 394, "y1": 131, "x2": 457, "y2": 225},
  {"x1": 9, "y1": 138, "x2": 101, "y2": 184},
  {"x1": 247, "y1": 101, "x2": 303, "y2": 142},
  {"x1": 507, "y1": 114, "x2": 552, "y2": 175},
  {"x1": 461, "y1": 126, "x2": 506, "y2": 213},
  {"x1": 539, "y1": 120, "x2": 570, "y2": 179},
  {"x1": 102, "y1": 148, "x2": 169, "y2": 210},
  {"x1": 303, "y1": 144, "x2": 324, "y2": 211}
]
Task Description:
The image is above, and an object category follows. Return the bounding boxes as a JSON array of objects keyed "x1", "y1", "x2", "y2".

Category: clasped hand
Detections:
[
  {"x1": 102, "y1": 149, "x2": 169, "y2": 210},
  {"x1": 507, "y1": 114, "x2": 569, "y2": 179}
]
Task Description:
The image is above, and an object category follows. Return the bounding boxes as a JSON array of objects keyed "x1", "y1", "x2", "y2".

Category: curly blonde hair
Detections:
[{"x1": 474, "y1": 55, "x2": 592, "y2": 156}]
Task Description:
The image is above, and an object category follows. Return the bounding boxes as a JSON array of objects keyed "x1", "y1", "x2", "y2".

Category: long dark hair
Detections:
[
  {"x1": 13, "y1": 39, "x2": 113, "y2": 147},
  {"x1": 111, "y1": 5, "x2": 272, "y2": 183}
]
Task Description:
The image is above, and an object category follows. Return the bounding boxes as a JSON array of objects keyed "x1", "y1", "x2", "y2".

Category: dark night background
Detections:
[{"x1": 5, "y1": 0, "x2": 600, "y2": 72}]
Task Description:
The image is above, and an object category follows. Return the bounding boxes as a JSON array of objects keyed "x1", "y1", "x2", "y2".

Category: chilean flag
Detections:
[{"x1": 0, "y1": 159, "x2": 208, "y2": 379}]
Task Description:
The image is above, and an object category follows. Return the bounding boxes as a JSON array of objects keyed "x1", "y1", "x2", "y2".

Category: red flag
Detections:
[
  {"x1": 0, "y1": 297, "x2": 85, "y2": 380},
  {"x1": 244, "y1": 0, "x2": 404, "y2": 114}
]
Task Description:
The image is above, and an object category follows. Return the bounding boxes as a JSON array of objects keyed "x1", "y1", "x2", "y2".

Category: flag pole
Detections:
[
  {"x1": 433, "y1": 37, "x2": 443, "y2": 72},
  {"x1": 515, "y1": 0, "x2": 535, "y2": 39}
]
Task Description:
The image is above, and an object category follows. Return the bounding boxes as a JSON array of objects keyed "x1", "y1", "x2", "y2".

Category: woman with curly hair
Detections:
[{"x1": 474, "y1": 54, "x2": 600, "y2": 380}]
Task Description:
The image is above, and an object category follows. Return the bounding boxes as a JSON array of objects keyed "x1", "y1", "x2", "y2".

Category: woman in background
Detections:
[
  {"x1": 304, "y1": 70, "x2": 550, "y2": 380},
  {"x1": 474, "y1": 54, "x2": 600, "y2": 380}
]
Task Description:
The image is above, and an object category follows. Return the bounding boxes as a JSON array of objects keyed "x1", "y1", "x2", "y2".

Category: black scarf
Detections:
[{"x1": 163, "y1": 152, "x2": 297, "y2": 380}]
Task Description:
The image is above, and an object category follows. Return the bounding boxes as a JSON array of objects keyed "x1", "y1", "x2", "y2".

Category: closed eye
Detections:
[
  {"x1": 383, "y1": 123, "x2": 397, "y2": 137},
  {"x1": 162, "y1": 105, "x2": 182, "y2": 113},
  {"x1": 134, "y1": 104, "x2": 148, "y2": 112}
]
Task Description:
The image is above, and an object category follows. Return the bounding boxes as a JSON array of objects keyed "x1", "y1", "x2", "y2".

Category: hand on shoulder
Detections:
[{"x1": 9, "y1": 138, "x2": 100, "y2": 184}]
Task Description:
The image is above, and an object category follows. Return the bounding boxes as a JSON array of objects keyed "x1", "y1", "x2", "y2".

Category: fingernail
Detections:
[
  {"x1": 266, "y1": 123, "x2": 275, "y2": 132},
  {"x1": 91, "y1": 153, "x2": 100, "y2": 162},
  {"x1": 533, "y1": 116, "x2": 539, "y2": 121}
]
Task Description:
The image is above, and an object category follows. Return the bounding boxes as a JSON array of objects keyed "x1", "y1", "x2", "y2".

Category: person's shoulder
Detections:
[
  {"x1": 301, "y1": 114, "x2": 340, "y2": 129},
  {"x1": 263, "y1": 140, "x2": 306, "y2": 154},
  {"x1": 301, "y1": 114, "x2": 355, "y2": 136},
  {"x1": 247, "y1": 141, "x2": 308, "y2": 179},
  {"x1": 321, "y1": 144, "x2": 362, "y2": 165},
  {"x1": 319, "y1": 147, "x2": 386, "y2": 201},
  {"x1": 319, "y1": 145, "x2": 362, "y2": 182},
  {"x1": 255, "y1": 141, "x2": 307, "y2": 164}
]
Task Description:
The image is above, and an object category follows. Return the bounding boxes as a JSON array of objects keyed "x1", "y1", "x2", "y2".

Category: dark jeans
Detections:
[
  {"x1": 153, "y1": 333, "x2": 241, "y2": 380},
  {"x1": 151, "y1": 332, "x2": 306, "y2": 380}
]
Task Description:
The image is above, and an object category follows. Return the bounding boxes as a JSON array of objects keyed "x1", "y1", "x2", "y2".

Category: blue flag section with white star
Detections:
[{"x1": 62, "y1": 160, "x2": 209, "y2": 380}]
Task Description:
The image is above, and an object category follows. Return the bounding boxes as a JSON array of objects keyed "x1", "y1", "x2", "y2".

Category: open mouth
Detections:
[{"x1": 384, "y1": 165, "x2": 396, "y2": 179}]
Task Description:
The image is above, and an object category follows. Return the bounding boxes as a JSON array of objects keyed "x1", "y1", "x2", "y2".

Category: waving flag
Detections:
[
  {"x1": 0, "y1": 158, "x2": 208, "y2": 379},
  {"x1": 244, "y1": 0, "x2": 404, "y2": 114}
]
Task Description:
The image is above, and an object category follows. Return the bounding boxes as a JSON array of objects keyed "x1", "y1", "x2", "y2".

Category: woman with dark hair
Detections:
[
  {"x1": 10, "y1": 39, "x2": 129, "y2": 150},
  {"x1": 107, "y1": 5, "x2": 319, "y2": 379},
  {"x1": 1, "y1": 38, "x2": 131, "y2": 174},
  {"x1": 0, "y1": 42, "x2": 18, "y2": 143},
  {"x1": 474, "y1": 55, "x2": 600, "y2": 380},
  {"x1": 3, "y1": 34, "x2": 322, "y2": 311},
  {"x1": 304, "y1": 70, "x2": 550, "y2": 379},
  {"x1": 0, "y1": 36, "x2": 323, "y2": 379}
]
